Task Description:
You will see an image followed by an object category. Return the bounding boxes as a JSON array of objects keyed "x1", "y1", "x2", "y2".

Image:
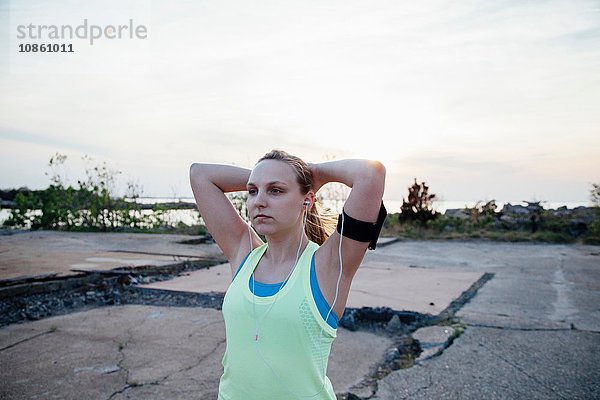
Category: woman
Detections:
[{"x1": 189, "y1": 150, "x2": 386, "y2": 399}]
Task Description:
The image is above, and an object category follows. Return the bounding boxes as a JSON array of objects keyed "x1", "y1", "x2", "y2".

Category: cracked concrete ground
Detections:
[
  {"x1": 1, "y1": 235, "x2": 599, "y2": 399},
  {"x1": 0, "y1": 231, "x2": 224, "y2": 280},
  {"x1": 0, "y1": 306, "x2": 227, "y2": 399},
  {"x1": 375, "y1": 327, "x2": 599, "y2": 399},
  {"x1": 372, "y1": 241, "x2": 600, "y2": 399},
  {"x1": 0, "y1": 305, "x2": 392, "y2": 400}
]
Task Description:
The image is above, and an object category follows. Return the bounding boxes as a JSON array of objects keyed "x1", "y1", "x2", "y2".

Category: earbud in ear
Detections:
[{"x1": 304, "y1": 200, "x2": 310, "y2": 206}]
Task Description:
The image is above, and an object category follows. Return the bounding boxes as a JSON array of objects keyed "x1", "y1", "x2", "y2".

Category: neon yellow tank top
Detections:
[{"x1": 218, "y1": 241, "x2": 337, "y2": 400}]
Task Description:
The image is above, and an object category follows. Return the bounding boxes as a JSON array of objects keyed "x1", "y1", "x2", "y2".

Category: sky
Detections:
[{"x1": 1, "y1": 0, "x2": 599, "y2": 208}]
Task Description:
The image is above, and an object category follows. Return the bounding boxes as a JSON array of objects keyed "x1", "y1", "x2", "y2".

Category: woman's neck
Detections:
[
  {"x1": 251, "y1": 224, "x2": 308, "y2": 283},
  {"x1": 264, "y1": 230, "x2": 309, "y2": 266}
]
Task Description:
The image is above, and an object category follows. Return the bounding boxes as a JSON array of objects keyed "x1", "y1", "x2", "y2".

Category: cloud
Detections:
[
  {"x1": 1, "y1": 0, "x2": 599, "y2": 202},
  {"x1": 0, "y1": 128, "x2": 108, "y2": 155}
]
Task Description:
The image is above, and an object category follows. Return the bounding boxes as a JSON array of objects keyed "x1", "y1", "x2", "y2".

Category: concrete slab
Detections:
[
  {"x1": 2, "y1": 235, "x2": 599, "y2": 399},
  {"x1": 0, "y1": 232, "x2": 484, "y2": 317},
  {"x1": 347, "y1": 263, "x2": 482, "y2": 314},
  {"x1": 143, "y1": 263, "x2": 232, "y2": 293},
  {"x1": 412, "y1": 325, "x2": 455, "y2": 362},
  {"x1": 368, "y1": 240, "x2": 600, "y2": 399},
  {"x1": 373, "y1": 326, "x2": 600, "y2": 400},
  {"x1": 0, "y1": 231, "x2": 222, "y2": 280},
  {"x1": 0, "y1": 305, "x2": 392, "y2": 399},
  {"x1": 142, "y1": 261, "x2": 483, "y2": 315}
]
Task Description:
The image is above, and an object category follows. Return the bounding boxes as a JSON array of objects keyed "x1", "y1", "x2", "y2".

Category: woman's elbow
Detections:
[
  {"x1": 367, "y1": 160, "x2": 386, "y2": 185},
  {"x1": 189, "y1": 163, "x2": 207, "y2": 180},
  {"x1": 370, "y1": 160, "x2": 386, "y2": 176},
  {"x1": 189, "y1": 163, "x2": 209, "y2": 189}
]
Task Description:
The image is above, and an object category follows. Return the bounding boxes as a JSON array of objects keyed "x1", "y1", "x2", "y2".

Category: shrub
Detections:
[
  {"x1": 399, "y1": 179, "x2": 439, "y2": 225},
  {"x1": 591, "y1": 183, "x2": 600, "y2": 207},
  {"x1": 3, "y1": 153, "x2": 164, "y2": 232}
]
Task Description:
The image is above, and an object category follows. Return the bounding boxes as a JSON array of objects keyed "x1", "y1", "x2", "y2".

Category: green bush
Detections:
[
  {"x1": 539, "y1": 211, "x2": 570, "y2": 233},
  {"x1": 382, "y1": 199, "x2": 598, "y2": 244},
  {"x1": 429, "y1": 216, "x2": 466, "y2": 232},
  {"x1": 3, "y1": 154, "x2": 167, "y2": 232},
  {"x1": 399, "y1": 179, "x2": 439, "y2": 225},
  {"x1": 531, "y1": 231, "x2": 574, "y2": 244},
  {"x1": 3, "y1": 192, "x2": 36, "y2": 228},
  {"x1": 583, "y1": 208, "x2": 600, "y2": 244}
]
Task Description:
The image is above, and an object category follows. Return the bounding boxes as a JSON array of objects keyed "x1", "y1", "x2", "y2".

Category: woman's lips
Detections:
[{"x1": 254, "y1": 214, "x2": 271, "y2": 220}]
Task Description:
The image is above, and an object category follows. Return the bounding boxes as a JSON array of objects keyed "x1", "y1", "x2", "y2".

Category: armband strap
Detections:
[{"x1": 336, "y1": 202, "x2": 387, "y2": 250}]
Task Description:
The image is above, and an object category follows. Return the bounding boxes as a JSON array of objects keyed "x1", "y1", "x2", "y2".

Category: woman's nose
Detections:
[{"x1": 253, "y1": 191, "x2": 267, "y2": 208}]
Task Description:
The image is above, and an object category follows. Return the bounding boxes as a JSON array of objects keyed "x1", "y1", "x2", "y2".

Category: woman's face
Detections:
[{"x1": 246, "y1": 159, "x2": 307, "y2": 237}]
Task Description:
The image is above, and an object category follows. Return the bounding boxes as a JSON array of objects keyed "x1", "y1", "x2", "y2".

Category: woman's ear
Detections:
[{"x1": 303, "y1": 191, "x2": 316, "y2": 209}]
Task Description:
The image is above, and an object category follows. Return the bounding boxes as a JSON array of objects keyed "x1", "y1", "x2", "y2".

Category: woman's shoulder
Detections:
[{"x1": 232, "y1": 243, "x2": 268, "y2": 280}]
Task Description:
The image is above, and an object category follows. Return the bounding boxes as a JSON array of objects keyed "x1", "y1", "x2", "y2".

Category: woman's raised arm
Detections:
[
  {"x1": 189, "y1": 163, "x2": 259, "y2": 269},
  {"x1": 311, "y1": 159, "x2": 385, "y2": 221},
  {"x1": 312, "y1": 159, "x2": 386, "y2": 278}
]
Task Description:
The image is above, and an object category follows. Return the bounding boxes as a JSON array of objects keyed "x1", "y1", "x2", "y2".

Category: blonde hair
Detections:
[{"x1": 257, "y1": 150, "x2": 336, "y2": 245}]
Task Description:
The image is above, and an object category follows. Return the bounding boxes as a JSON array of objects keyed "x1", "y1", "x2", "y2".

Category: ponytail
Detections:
[{"x1": 305, "y1": 201, "x2": 337, "y2": 245}]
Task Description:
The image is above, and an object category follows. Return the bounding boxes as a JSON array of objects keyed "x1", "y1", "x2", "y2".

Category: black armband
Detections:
[{"x1": 336, "y1": 202, "x2": 387, "y2": 250}]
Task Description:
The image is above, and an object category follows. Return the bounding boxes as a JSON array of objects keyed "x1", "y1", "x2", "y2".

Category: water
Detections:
[
  {"x1": 0, "y1": 209, "x2": 12, "y2": 225},
  {"x1": 0, "y1": 198, "x2": 588, "y2": 227},
  {"x1": 0, "y1": 203, "x2": 201, "y2": 228}
]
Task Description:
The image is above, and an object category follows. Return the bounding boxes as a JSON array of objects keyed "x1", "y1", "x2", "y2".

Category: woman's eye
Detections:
[
  {"x1": 248, "y1": 188, "x2": 257, "y2": 195},
  {"x1": 270, "y1": 188, "x2": 282, "y2": 194}
]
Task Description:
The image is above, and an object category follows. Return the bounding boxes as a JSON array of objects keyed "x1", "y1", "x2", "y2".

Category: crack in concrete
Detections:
[
  {"x1": 345, "y1": 334, "x2": 422, "y2": 399},
  {"x1": 345, "y1": 273, "x2": 496, "y2": 399},
  {"x1": 105, "y1": 336, "x2": 225, "y2": 399},
  {"x1": 431, "y1": 272, "x2": 495, "y2": 323},
  {"x1": 106, "y1": 327, "x2": 134, "y2": 400},
  {"x1": 107, "y1": 380, "x2": 160, "y2": 400},
  {"x1": 0, "y1": 329, "x2": 55, "y2": 352},
  {"x1": 106, "y1": 384, "x2": 130, "y2": 400},
  {"x1": 171, "y1": 338, "x2": 226, "y2": 377},
  {"x1": 109, "y1": 249, "x2": 205, "y2": 258},
  {"x1": 467, "y1": 323, "x2": 573, "y2": 332},
  {"x1": 477, "y1": 341, "x2": 570, "y2": 400},
  {"x1": 466, "y1": 322, "x2": 600, "y2": 334},
  {"x1": 107, "y1": 308, "x2": 226, "y2": 399}
]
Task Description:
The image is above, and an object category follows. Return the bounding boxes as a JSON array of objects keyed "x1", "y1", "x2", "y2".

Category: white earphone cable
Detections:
[
  {"x1": 249, "y1": 204, "x2": 344, "y2": 399},
  {"x1": 252, "y1": 207, "x2": 307, "y2": 341}
]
